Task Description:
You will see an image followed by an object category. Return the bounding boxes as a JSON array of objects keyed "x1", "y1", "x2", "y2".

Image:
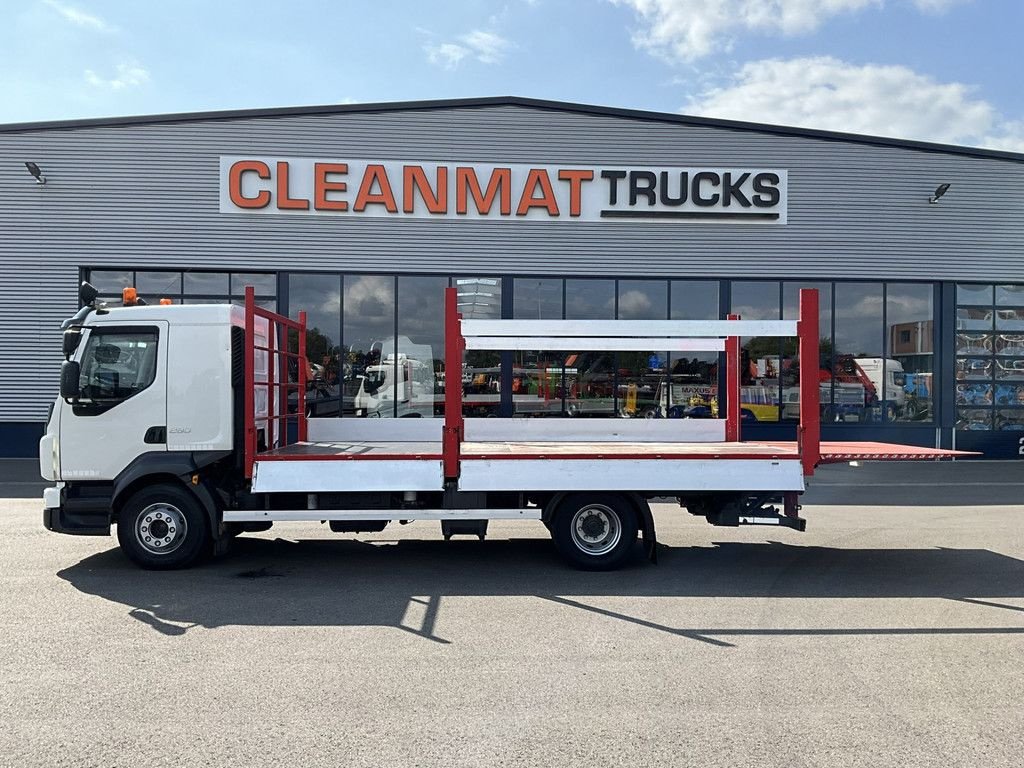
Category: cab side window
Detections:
[{"x1": 78, "y1": 330, "x2": 159, "y2": 402}]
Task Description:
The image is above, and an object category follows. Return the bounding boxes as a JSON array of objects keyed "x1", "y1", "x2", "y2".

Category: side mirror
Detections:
[
  {"x1": 62, "y1": 328, "x2": 82, "y2": 359},
  {"x1": 60, "y1": 360, "x2": 81, "y2": 401},
  {"x1": 79, "y1": 281, "x2": 99, "y2": 307}
]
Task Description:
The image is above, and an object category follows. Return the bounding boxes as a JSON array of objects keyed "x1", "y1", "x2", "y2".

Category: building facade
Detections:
[{"x1": 2, "y1": 97, "x2": 1023, "y2": 457}]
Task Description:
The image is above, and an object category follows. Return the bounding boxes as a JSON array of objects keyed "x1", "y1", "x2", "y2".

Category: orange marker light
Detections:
[
  {"x1": 159, "y1": 298, "x2": 173, "y2": 305},
  {"x1": 122, "y1": 287, "x2": 138, "y2": 305}
]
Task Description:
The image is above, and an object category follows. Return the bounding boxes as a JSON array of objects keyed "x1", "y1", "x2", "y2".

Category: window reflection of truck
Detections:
[{"x1": 351, "y1": 337, "x2": 435, "y2": 418}]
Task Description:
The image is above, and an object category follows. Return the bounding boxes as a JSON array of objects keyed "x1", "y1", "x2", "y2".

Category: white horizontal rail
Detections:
[
  {"x1": 223, "y1": 509, "x2": 541, "y2": 522},
  {"x1": 464, "y1": 336, "x2": 725, "y2": 352},
  {"x1": 464, "y1": 417, "x2": 726, "y2": 443},
  {"x1": 462, "y1": 319, "x2": 798, "y2": 338}
]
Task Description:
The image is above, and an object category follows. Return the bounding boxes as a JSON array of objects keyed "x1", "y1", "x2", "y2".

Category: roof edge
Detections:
[{"x1": 2, "y1": 95, "x2": 1022, "y2": 163}]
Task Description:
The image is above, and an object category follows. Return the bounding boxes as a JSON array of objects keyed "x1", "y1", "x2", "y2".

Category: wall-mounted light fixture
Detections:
[
  {"x1": 928, "y1": 183, "x2": 951, "y2": 204},
  {"x1": 25, "y1": 162, "x2": 46, "y2": 185}
]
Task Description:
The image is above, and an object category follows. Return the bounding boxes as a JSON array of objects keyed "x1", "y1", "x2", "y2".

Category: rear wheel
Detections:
[
  {"x1": 116, "y1": 483, "x2": 210, "y2": 570},
  {"x1": 550, "y1": 494, "x2": 638, "y2": 570}
]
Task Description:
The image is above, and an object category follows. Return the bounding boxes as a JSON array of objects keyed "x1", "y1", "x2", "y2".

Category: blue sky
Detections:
[{"x1": 2, "y1": 0, "x2": 1022, "y2": 150}]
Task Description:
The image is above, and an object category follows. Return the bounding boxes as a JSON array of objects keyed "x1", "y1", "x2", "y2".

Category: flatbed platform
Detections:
[{"x1": 256, "y1": 439, "x2": 962, "y2": 463}]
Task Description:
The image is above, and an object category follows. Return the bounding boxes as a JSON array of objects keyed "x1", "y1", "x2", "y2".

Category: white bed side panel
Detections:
[
  {"x1": 463, "y1": 418, "x2": 726, "y2": 442},
  {"x1": 458, "y1": 458, "x2": 804, "y2": 492},
  {"x1": 253, "y1": 459, "x2": 443, "y2": 492},
  {"x1": 307, "y1": 418, "x2": 443, "y2": 443},
  {"x1": 461, "y1": 319, "x2": 798, "y2": 338}
]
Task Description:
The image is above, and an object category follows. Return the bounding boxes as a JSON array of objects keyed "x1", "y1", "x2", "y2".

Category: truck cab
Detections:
[{"x1": 41, "y1": 289, "x2": 254, "y2": 565}]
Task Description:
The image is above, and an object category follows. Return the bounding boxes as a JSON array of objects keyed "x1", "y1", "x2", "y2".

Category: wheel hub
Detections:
[
  {"x1": 135, "y1": 503, "x2": 187, "y2": 555},
  {"x1": 570, "y1": 504, "x2": 622, "y2": 556}
]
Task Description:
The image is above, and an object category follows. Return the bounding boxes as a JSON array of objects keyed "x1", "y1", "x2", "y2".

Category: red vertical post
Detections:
[
  {"x1": 725, "y1": 314, "x2": 741, "y2": 442},
  {"x1": 798, "y1": 288, "x2": 821, "y2": 476},
  {"x1": 443, "y1": 287, "x2": 464, "y2": 480},
  {"x1": 266, "y1": 310, "x2": 276, "y2": 451},
  {"x1": 297, "y1": 310, "x2": 308, "y2": 443},
  {"x1": 244, "y1": 286, "x2": 256, "y2": 479}
]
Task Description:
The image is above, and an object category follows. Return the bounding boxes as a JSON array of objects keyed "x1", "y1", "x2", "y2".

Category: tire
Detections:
[
  {"x1": 550, "y1": 494, "x2": 638, "y2": 571},
  {"x1": 116, "y1": 483, "x2": 210, "y2": 570}
]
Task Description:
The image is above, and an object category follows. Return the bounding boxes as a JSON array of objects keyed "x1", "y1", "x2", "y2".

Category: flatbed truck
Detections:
[{"x1": 41, "y1": 284, "x2": 966, "y2": 570}]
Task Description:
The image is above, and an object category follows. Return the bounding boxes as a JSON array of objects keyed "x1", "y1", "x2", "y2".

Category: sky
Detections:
[{"x1": 2, "y1": 0, "x2": 1022, "y2": 152}]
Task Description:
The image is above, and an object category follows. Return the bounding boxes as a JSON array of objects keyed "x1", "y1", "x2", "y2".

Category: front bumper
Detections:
[{"x1": 42, "y1": 485, "x2": 112, "y2": 536}]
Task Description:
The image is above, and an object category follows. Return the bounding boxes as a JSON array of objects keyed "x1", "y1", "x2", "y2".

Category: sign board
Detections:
[{"x1": 219, "y1": 156, "x2": 787, "y2": 223}]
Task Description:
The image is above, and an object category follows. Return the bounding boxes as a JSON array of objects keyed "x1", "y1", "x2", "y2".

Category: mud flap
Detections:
[{"x1": 634, "y1": 496, "x2": 658, "y2": 564}]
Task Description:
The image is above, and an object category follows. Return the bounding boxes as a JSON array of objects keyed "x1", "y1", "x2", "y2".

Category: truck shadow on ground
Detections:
[{"x1": 57, "y1": 536, "x2": 1024, "y2": 646}]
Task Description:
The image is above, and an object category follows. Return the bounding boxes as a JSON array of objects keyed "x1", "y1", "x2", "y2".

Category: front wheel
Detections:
[
  {"x1": 116, "y1": 483, "x2": 210, "y2": 570},
  {"x1": 550, "y1": 494, "x2": 638, "y2": 570}
]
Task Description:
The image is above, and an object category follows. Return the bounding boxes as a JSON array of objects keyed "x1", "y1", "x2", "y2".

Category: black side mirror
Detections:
[
  {"x1": 62, "y1": 328, "x2": 82, "y2": 359},
  {"x1": 79, "y1": 281, "x2": 99, "y2": 307},
  {"x1": 60, "y1": 360, "x2": 81, "y2": 401}
]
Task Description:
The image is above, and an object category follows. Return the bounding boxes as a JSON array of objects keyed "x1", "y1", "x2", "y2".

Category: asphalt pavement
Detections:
[{"x1": 1, "y1": 460, "x2": 1023, "y2": 767}]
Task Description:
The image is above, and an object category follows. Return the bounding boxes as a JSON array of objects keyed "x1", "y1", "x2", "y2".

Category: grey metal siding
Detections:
[{"x1": 1, "y1": 103, "x2": 1022, "y2": 421}]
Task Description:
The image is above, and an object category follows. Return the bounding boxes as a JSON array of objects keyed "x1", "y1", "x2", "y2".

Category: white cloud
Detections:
[
  {"x1": 611, "y1": 0, "x2": 965, "y2": 62},
  {"x1": 426, "y1": 42, "x2": 470, "y2": 70},
  {"x1": 43, "y1": 0, "x2": 114, "y2": 32},
  {"x1": 911, "y1": 0, "x2": 966, "y2": 11},
  {"x1": 425, "y1": 29, "x2": 512, "y2": 69},
  {"x1": 84, "y1": 61, "x2": 150, "y2": 90},
  {"x1": 683, "y1": 56, "x2": 1024, "y2": 152}
]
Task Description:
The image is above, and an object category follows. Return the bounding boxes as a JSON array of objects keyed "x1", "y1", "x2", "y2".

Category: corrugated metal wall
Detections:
[{"x1": 1, "y1": 102, "x2": 1023, "y2": 421}]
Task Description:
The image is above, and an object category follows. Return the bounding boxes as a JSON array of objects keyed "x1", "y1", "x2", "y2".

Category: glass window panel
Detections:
[
  {"x1": 956, "y1": 358, "x2": 993, "y2": 381},
  {"x1": 231, "y1": 273, "x2": 277, "y2": 296},
  {"x1": 564, "y1": 280, "x2": 615, "y2": 416},
  {"x1": 996, "y1": 409, "x2": 1024, "y2": 431},
  {"x1": 955, "y1": 383, "x2": 993, "y2": 406},
  {"x1": 995, "y1": 333, "x2": 1024, "y2": 356},
  {"x1": 886, "y1": 283, "x2": 933, "y2": 422},
  {"x1": 665, "y1": 281, "x2": 720, "y2": 420},
  {"x1": 135, "y1": 271, "x2": 182, "y2": 295},
  {"x1": 996, "y1": 285, "x2": 1024, "y2": 306},
  {"x1": 996, "y1": 309, "x2": 1024, "y2": 331},
  {"x1": 184, "y1": 272, "x2": 229, "y2": 295},
  {"x1": 180, "y1": 297, "x2": 230, "y2": 304},
  {"x1": 732, "y1": 282, "x2": 782, "y2": 423},
  {"x1": 617, "y1": 281, "x2": 667, "y2": 418},
  {"x1": 957, "y1": 284, "x2": 993, "y2": 306},
  {"x1": 783, "y1": 283, "x2": 832, "y2": 422},
  {"x1": 956, "y1": 333, "x2": 992, "y2": 355},
  {"x1": 88, "y1": 270, "x2": 133, "y2": 295},
  {"x1": 834, "y1": 283, "x2": 884, "y2": 423},
  {"x1": 671, "y1": 280, "x2": 719, "y2": 320},
  {"x1": 77, "y1": 330, "x2": 159, "y2": 401},
  {"x1": 343, "y1": 275, "x2": 395, "y2": 418},
  {"x1": 956, "y1": 408, "x2": 992, "y2": 431},
  {"x1": 513, "y1": 279, "x2": 564, "y2": 417},
  {"x1": 455, "y1": 277, "x2": 502, "y2": 417},
  {"x1": 996, "y1": 358, "x2": 1024, "y2": 381},
  {"x1": 956, "y1": 308, "x2": 993, "y2": 331},
  {"x1": 995, "y1": 383, "x2": 1024, "y2": 407},
  {"x1": 397, "y1": 276, "x2": 447, "y2": 418},
  {"x1": 515, "y1": 278, "x2": 562, "y2": 320},
  {"x1": 289, "y1": 274, "x2": 341, "y2": 418},
  {"x1": 565, "y1": 279, "x2": 614, "y2": 320}
]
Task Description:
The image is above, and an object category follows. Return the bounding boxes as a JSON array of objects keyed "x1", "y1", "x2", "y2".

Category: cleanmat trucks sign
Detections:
[{"x1": 219, "y1": 156, "x2": 788, "y2": 223}]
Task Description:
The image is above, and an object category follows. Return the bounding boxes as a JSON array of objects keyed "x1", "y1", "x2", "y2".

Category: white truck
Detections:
[{"x1": 41, "y1": 283, "x2": 964, "y2": 571}]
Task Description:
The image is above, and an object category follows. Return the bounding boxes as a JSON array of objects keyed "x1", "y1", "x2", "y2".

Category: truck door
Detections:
[{"x1": 59, "y1": 322, "x2": 169, "y2": 481}]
